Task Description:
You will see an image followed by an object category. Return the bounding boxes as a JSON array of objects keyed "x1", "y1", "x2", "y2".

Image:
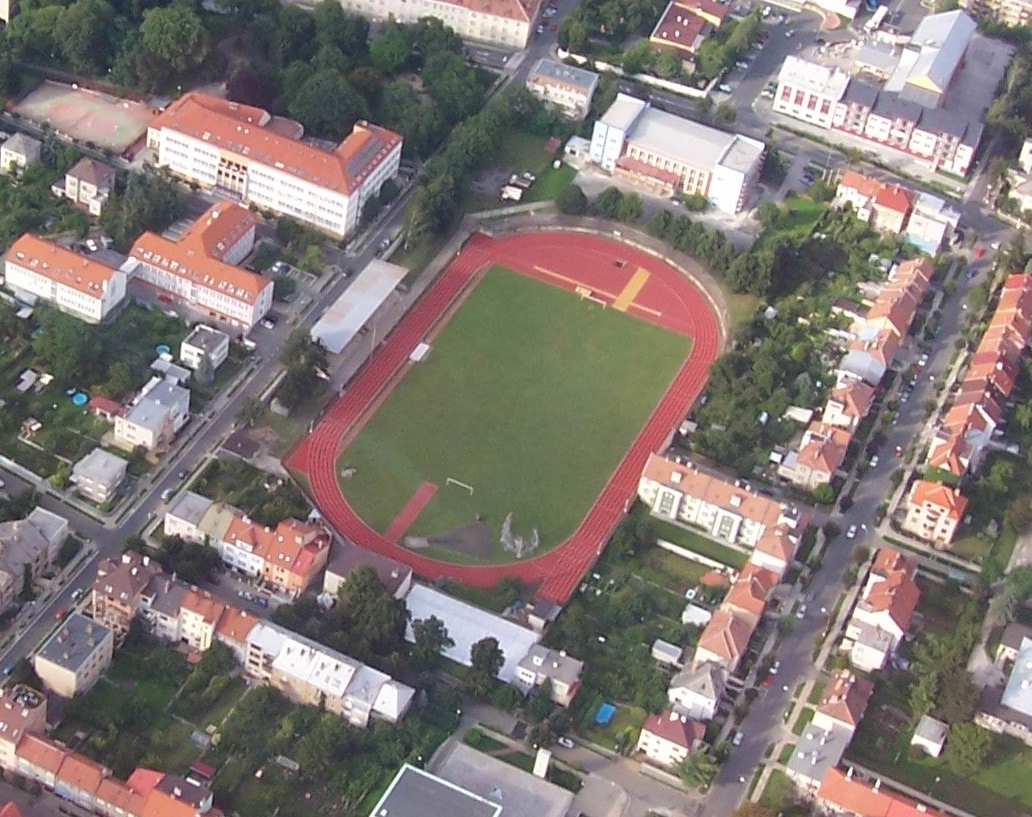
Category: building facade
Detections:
[
  {"x1": 525, "y1": 59, "x2": 598, "y2": 120},
  {"x1": 113, "y1": 380, "x2": 190, "y2": 452},
  {"x1": 147, "y1": 93, "x2": 402, "y2": 240},
  {"x1": 902, "y1": 479, "x2": 967, "y2": 546},
  {"x1": 33, "y1": 614, "x2": 114, "y2": 697}
]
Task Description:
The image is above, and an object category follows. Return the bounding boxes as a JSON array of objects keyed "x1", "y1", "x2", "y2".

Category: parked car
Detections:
[
  {"x1": 846, "y1": 524, "x2": 858, "y2": 539},
  {"x1": 557, "y1": 736, "x2": 575, "y2": 749},
  {"x1": 770, "y1": 660, "x2": 780, "y2": 675},
  {"x1": 869, "y1": 455, "x2": 879, "y2": 469},
  {"x1": 718, "y1": 83, "x2": 733, "y2": 93},
  {"x1": 161, "y1": 488, "x2": 174, "y2": 502},
  {"x1": 796, "y1": 603, "x2": 808, "y2": 619},
  {"x1": 732, "y1": 731, "x2": 744, "y2": 746}
]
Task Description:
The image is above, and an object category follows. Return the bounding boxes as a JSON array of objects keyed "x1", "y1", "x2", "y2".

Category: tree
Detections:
[
  {"x1": 937, "y1": 670, "x2": 980, "y2": 724},
  {"x1": 556, "y1": 184, "x2": 588, "y2": 215},
  {"x1": 100, "y1": 172, "x2": 185, "y2": 252},
  {"x1": 715, "y1": 102, "x2": 737, "y2": 124},
  {"x1": 227, "y1": 62, "x2": 277, "y2": 108},
  {"x1": 102, "y1": 361, "x2": 135, "y2": 400},
  {"x1": 238, "y1": 397, "x2": 265, "y2": 428},
  {"x1": 617, "y1": 192, "x2": 643, "y2": 223},
  {"x1": 525, "y1": 679, "x2": 553, "y2": 722},
  {"x1": 733, "y1": 805, "x2": 776, "y2": 817},
  {"x1": 655, "y1": 50, "x2": 683, "y2": 79},
  {"x1": 140, "y1": 6, "x2": 210, "y2": 76},
  {"x1": 273, "y1": 275, "x2": 297, "y2": 301},
  {"x1": 370, "y1": 20, "x2": 410, "y2": 73},
  {"x1": 194, "y1": 352, "x2": 215, "y2": 388},
  {"x1": 411, "y1": 615, "x2": 454, "y2": 671},
  {"x1": 595, "y1": 186, "x2": 624, "y2": 218},
  {"x1": 468, "y1": 637, "x2": 504, "y2": 697},
  {"x1": 20, "y1": 563, "x2": 32, "y2": 601},
  {"x1": 288, "y1": 70, "x2": 368, "y2": 139},
  {"x1": 55, "y1": 0, "x2": 114, "y2": 74},
  {"x1": 33, "y1": 306, "x2": 102, "y2": 384},
  {"x1": 908, "y1": 671, "x2": 938, "y2": 721},
  {"x1": 677, "y1": 750, "x2": 719, "y2": 789},
  {"x1": 335, "y1": 565, "x2": 408, "y2": 658},
  {"x1": 423, "y1": 51, "x2": 484, "y2": 124},
  {"x1": 621, "y1": 40, "x2": 653, "y2": 75},
  {"x1": 945, "y1": 722, "x2": 991, "y2": 776}
]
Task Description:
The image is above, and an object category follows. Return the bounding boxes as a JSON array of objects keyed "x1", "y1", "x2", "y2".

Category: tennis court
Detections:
[{"x1": 11, "y1": 81, "x2": 155, "y2": 154}]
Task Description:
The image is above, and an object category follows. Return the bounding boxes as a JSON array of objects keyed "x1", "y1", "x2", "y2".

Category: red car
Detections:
[{"x1": 973, "y1": 247, "x2": 985, "y2": 259}]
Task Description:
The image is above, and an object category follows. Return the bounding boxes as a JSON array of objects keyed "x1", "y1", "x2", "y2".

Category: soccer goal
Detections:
[
  {"x1": 579, "y1": 290, "x2": 607, "y2": 308},
  {"x1": 446, "y1": 477, "x2": 474, "y2": 495}
]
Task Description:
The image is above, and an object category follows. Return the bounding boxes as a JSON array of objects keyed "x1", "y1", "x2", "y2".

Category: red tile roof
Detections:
[
  {"x1": 864, "y1": 548, "x2": 920, "y2": 632},
  {"x1": 817, "y1": 768, "x2": 950, "y2": 817},
  {"x1": 817, "y1": 669, "x2": 874, "y2": 729},
  {"x1": 125, "y1": 768, "x2": 165, "y2": 797},
  {"x1": 15, "y1": 734, "x2": 67, "y2": 774},
  {"x1": 56, "y1": 753, "x2": 106, "y2": 796},
  {"x1": 150, "y1": 93, "x2": 402, "y2": 195},
  {"x1": 181, "y1": 588, "x2": 226, "y2": 626},
  {"x1": 724, "y1": 564, "x2": 779, "y2": 619},
  {"x1": 641, "y1": 709, "x2": 706, "y2": 748},
  {"x1": 908, "y1": 479, "x2": 968, "y2": 524},
  {"x1": 650, "y1": 2, "x2": 708, "y2": 54},
  {"x1": 214, "y1": 605, "x2": 257, "y2": 645},
  {"x1": 697, "y1": 609, "x2": 754, "y2": 664},
  {"x1": 6, "y1": 235, "x2": 120, "y2": 300}
]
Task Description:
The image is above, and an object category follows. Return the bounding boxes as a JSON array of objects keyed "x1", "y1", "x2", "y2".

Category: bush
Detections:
[
  {"x1": 273, "y1": 275, "x2": 297, "y2": 301},
  {"x1": 556, "y1": 184, "x2": 588, "y2": 215},
  {"x1": 465, "y1": 727, "x2": 483, "y2": 747}
]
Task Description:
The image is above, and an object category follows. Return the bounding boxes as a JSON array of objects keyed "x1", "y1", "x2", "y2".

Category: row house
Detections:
[
  {"x1": 147, "y1": 93, "x2": 402, "y2": 240},
  {"x1": 817, "y1": 767, "x2": 950, "y2": 817},
  {"x1": 843, "y1": 548, "x2": 920, "y2": 672},
  {"x1": 901, "y1": 479, "x2": 968, "y2": 547},
  {"x1": 220, "y1": 514, "x2": 331, "y2": 596},
  {"x1": 123, "y1": 203, "x2": 273, "y2": 331},
  {"x1": 834, "y1": 170, "x2": 913, "y2": 234},
  {"x1": 777, "y1": 422, "x2": 851, "y2": 491}
]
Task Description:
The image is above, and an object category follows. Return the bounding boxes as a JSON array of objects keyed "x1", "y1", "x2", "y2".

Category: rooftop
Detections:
[
  {"x1": 182, "y1": 324, "x2": 229, "y2": 355},
  {"x1": 71, "y1": 448, "x2": 127, "y2": 487},
  {"x1": 641, "y1": 709, "x2": 705, "y2": 749},
  {"x1": 67, "y1": 157, "x2": 115, "y2": 188},
  {"x1": 1001, "y1": 636, "x2": 1032, "y2": 717},
  {"x1": 325, "y1": 539, "x2": 412, "y2": 597},
  {"x1": 166, "y1": 491, "x2": 215, "y2": 528},
  {"x1": 122, "y1": 380, "x2": 189, "y2": 433},
  {"x1": 36, "y1": 613, "x2": 111, "y2": 671},
  {"x1": 777, "y1": 55, "x2": 850, "y2": 100},
  {"x1": 599, "y1": 93, "x2": 648, "y2": 132},
  {"x1": 516, "y1": 644, "x2": 583, "y2": 686},
  {"x1": 626, "y1": 107, "x2": 764, "y2": 173},
  {"x1": 6, "y1": 235, "x2": 121, "y2": 300},
  {"x1": 369, "y1": 763, "x2": 502, "y2": 817},
  {"x1": 528, "y1": 58, "x2": 599, "y2": 93}
]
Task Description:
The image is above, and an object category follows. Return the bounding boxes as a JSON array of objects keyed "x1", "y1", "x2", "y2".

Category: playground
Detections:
[
  {"x1": 286, "y1": 229, "x2": 724, "y2": 602},
  {"x1": 11, "y1": 81, "x2": 155, "y2": 154}
]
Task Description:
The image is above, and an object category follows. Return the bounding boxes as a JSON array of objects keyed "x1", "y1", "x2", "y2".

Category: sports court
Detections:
[
  {"x1": 287, "y1": 230, "x2": 724, "y2": 602},
  {"x1": 11, "y1": 81, "x2": 155, "y2": 154}
]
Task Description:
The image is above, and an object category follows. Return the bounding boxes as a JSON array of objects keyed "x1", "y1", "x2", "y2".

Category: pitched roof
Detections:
[
  {"x1": 826, "y1": 380, "x2": 876, "y2": 424},
  {"x1": 862, "y1": 548, "x2": 920, "y2": 631},
  {"x1": 650, "y1": 1, "x2": 708, "y2": 53},
  {"x1": 907, "y1": 479, "x2": 968, "y2": 523},
  {"x1": 0, "y1": 803, "x2": 26, "y2": 817},
  {"x1": 56, "y1": 752, "x2": 106, "y2": 796},
  {"x1": 67, "y1": 157, "x2": 115, "y2": 187},
  {"x1": 6, "y1": 234, "x2": 120, "y2": 300},
  {"x1": 670, "y1": 660, "x2": 726, "y2": 697},
  {"x1": 97, "y1": 778, "x2": 148, "y2": 816},
  {"x1": 150, "y1": 93, "x2": 403, "y2": 194},
  {"x1": 181, "y1": 588, "x2": 226, "y2": 626},
  {"x1": 796, "y1": 422, "x2": 851, "y2": 475},
  {"x1": 817, "y1": 669, "x2": 874, "y2": 728},
  {"x1": 641, "y1": 709, "x2": 706, "y2": 748},
  {"x1": 214, "y1": 605, "x2": 257, "y2": 645},
  {"x1": 224, "y1": 514, "x2": 328, "y2": 580},
  {"x1": 125, "y1": 768, "x2": 165, "y2": 797},
  {"x1": 817, "y1": 768, "x2": 950, "y2": 817},
  {"x1": 16, "y1": 734, "x2": 67, "y2": 773},
  {"x1": 697, "y1": 609, "x2": 753, "y2": 663},
  {"x1": 723, "y1": 564, "x2": 778, "y2": 618},
  {"x1": 753, "y1": 527, "x2": 797, "y2": 569},
  {"x1": 326, "y1": 539, "x2": 412, "y2": 596}
]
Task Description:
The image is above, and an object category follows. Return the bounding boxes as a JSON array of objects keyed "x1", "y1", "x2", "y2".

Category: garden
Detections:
[{"x1": 192, "y1": 458, "x2": 311, "y2": 527}]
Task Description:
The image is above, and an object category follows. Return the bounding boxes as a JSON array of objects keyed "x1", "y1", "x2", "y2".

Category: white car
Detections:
[
  {"x1": 869, "y1": 455, "x2": 879, "y2": 468},
  {"x1": 557, "y1": 736, "x2": 575, "y2": 749},
  {"x1": 732, "y1": 731, "x2": 744, "y2": 746},
  {"x1": 846, "y1": 524, "x2": 858, "y2": 539},
  {"x1": 796, "y1": 603, "x2": 807, "y2": 620}
]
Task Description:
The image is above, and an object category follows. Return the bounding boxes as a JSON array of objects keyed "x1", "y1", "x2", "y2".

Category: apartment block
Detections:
[
  {"x1": 147, "y1": 93, "x2": 402, "y2": 240},
  {"x1": 33, "y1": 613, "x2": 114, "y2": 697},
  {"x1": 902, "y1": 479, "x2": 967, "y2": 547},
  {"x1": 525, "y1": 59, "x2": 598, "y2": 120},
  {"x1": 960, "y1": 0, "x2": 1032, "y2": 27},
  {"x1": 4, "y1": 235, "x2": 127, "y2": 323}
]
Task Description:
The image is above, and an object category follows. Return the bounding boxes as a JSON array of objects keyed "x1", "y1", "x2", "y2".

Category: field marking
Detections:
[
  {"x1": 385, "y1": 481, "x2": 439, "y2": 542},
  {"x1": 533, "y1": 265, "x2": 661, "y2": 317},
  {"x1": 612, "y1": 267, "x2": 650, "y2": 312}
]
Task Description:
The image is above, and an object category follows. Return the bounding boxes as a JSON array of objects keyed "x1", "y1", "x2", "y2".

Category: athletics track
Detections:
[{"x1": 285, "y1": 230, "x2": 722, "y2": 603}]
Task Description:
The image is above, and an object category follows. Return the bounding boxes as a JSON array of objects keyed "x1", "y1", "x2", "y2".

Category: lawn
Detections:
[
  {"x1": 759, "y1": 769, "x2": 808, "y2": 817},
  {"x1": 580, "y1": 704, "x2": 647, "y2": 751},
  {"x1": 753, "y1": 195, "x2": 827, "y2": 252},
  {"x1": 651, "y1": 516, "x2": 748, "y2": 569},
  {"x1": 467, "y1": 129, "x2": 573, "y2": 211},
  {"x1": 338, "y1": 267, "x2": 692, "y2": 560}
]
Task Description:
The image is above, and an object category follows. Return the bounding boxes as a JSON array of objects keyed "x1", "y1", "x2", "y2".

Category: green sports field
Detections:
[{"x1": 338, "y1": 267, "x2": 691, "y2": 563}]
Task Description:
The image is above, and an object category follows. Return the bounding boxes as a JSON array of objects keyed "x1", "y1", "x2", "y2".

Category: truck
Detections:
[{"x1": 499, "y1": 185, "x2": 524, "y2": 202}]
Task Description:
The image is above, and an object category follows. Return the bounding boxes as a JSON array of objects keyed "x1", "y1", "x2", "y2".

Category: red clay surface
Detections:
[
  {"x1": 286, "y1": 231, "x2": 722, "y2": 602},
  {"x1": 385, "y1": 481, "x2": 439, "y2": 543}
]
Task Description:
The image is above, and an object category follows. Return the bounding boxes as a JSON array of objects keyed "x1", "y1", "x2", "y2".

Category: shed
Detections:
[
  {"x1": 651, "y1": 638, "x2": 684, "y2": 666},
  {"x1": 910, "y1": 715, "x2": 948, "y2": 757}
]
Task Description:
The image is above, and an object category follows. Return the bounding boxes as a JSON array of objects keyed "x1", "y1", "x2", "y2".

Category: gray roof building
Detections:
[
  {"x1": 324, "y1": 539, "x2": 412, "y2": 599},
  {"x1": 1001, "y1": 636, "x2": 1032, "y2": 717},
  {"x1": 786, "y1": 723, "x2": 852, "y2": 789},
  {"x1": 369, "y1": 764, "x2": 502, "y2": 817},
  {"x1": 516, "y1": 644, "x2": 584, "y2": 688},
  {"x1": 167, "y1": 491, "x2": 215, "y2": 529},
  {"x1": 123, "y1": 380, "x2": 190, "y2": 433},
  {"x1": 151, "y1": 357, "x2": 192, "y2": 384},
  {"x1": 528, "y1": 58, "x2": 599, "y2": 94},
  {"x1": 34, "y1": 612, "x2": 114, "y2": 696},
  {"x1": 36, "y1": 614, "x2": 111, "y2": 669},
  {"x1": 71, "y1": 449, "x2": 127, "y2": 502}
]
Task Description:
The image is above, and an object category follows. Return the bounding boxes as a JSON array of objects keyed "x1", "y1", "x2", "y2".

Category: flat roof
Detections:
[
  {"x1": 404, "y1": 585, "x2": 540, "y2": 682},
  {"x1": 628, "y1": 108, "x2": 742, "y2": 170},
  {"x1": 600, "y1": 93, "x2": 648, "y2": 132},
  {"x1": 36, "y1": 613, "x2": 110, "y2": 671},
  {"x1": 310, "y1": 260, "x2": 407, "y2": 354},
  {"x1": 777, "y1": 55, "x2": 849, "y2": 100},
  {"x1": 368, "y1": 764, "x2": 501, "y2": 817},
  {"x1": 528, "y1": 58, "x2": 599, "y2": 93}
]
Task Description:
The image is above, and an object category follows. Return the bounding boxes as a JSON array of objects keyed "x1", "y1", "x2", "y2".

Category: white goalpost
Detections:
[
  {"x1": 446, "y1": 477, "x2": 474, "y2": 495},
  {"x1": 579, "y1": 290, "x2": 607, "y2": 308}
]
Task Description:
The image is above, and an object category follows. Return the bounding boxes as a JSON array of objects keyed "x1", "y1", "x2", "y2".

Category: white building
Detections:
[
  {"x1": 667, "y1": 661, "x2": 725, "y2": 721},
  {"x1": 180, "y1": 325, "x2": 230, "y2": 372},
  {"x1": 513, "y1": 645, "x2": 583, "y2": 706},
  {"x1": 773, "y1": 56, "x2": 850, "y2": 129},
  {"x1": 124, "y1": 203, "x2": 273, "y2": 331},
  {"x1": 113, "y1": 379, "x2": 190, "y2": 453},
  {"x1": 635, "y1": 710, "x2": 705, "y2": 767},
  {"x1": 0, "y1": 134, "x2": 41, "y2": 175},
  {"x1": 589, "y1": 94, "x2": 764, "y2": 213},
  {"x1": 33, "y1": 614, "x2": 114, "y2": 698},
  {"x1": 52, "y1": 158, "x2": 116, "y2": 217},
  {"x1": 147, "y1": 93, "x2": 402, "y2": 240},
  {"x1": 844, "y1": 548, "x2": 920, "y2": 672},
  {"x1": 70, "y1": 449, "x2": 127, "y2": 505},
  {"x1": 526, "y1": 58, "x2": 599, "y2": 120},
  {"x1": 4, "y1": 235, "x2": 127, "y2": 323},
  {"x1": 904, "y1": 192, "x2": 961, "y2": 255}
]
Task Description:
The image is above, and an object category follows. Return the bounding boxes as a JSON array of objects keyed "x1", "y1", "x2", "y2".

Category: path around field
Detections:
[{"x1": 385, "y1": 481, "x2": 439, "y2": 543}]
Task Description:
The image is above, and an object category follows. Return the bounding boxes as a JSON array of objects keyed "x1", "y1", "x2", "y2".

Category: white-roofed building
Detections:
[
  {"x1": 70, "y1": 449, "x2": 127, "y2": 505},
  {"x1": 887, "y1": 10, "x2": 976, "y2": 108},
  {"x1": 904, "y1": 192, "x2": 961, "y2": 254},
  {"x1": 404, "y1": 584, "x2": 541, "y2": 683},
  {"x1": 590, "y1": 94, "x2": 763, "y2": 213},
  {"x1": 113, "y1": 379, "x2": 190, "y2": 453},
  {"x1": 526, "y1": 58, "x2": 599, "y2": 120},
  {"x1": 310, "y1": 260, "x2": 407, "y2": 353},
  {"x1": 773, "y1": 56, "x2": 851, "y2": 129}
]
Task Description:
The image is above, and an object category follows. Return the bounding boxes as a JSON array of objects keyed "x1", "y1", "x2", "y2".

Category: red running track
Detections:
[{"x1": 286, "y1": 231, "x2": 722, "y2": 603}]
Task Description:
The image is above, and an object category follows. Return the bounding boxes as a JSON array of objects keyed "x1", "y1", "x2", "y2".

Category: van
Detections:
[{"x1": 242, "y1": 339, "x2": 258, "y2": 352}]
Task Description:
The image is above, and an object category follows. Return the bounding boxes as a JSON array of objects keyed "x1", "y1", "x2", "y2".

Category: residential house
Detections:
[
  {"x1": 178, "y1": 588, "x2": 226, "y2": 651},
  {"x1": 648, "y1": 0, "x2": 722, "y2": 59},
  {"x1": 977, "y1": 634, "x2": 1032, "y2": 745},
  {"x1": 635, "y1": 710, "x2": 706, "y2": 767},
  {"x1": 213, "y1": 605, "x2": 258, "y2": 662},
  {"x1": 960, "y1": 0, "x2": 1032, "y2": 28},
  {"x1": 0, "y1": 686, "x2": 46, "y2": 770},
  {"x1": 91, "y1": 552, "x2": 163, "y2": 637},
  {"x1": 844, "y1": 548, "x2": 919, "y2": 671},
  {"x1": 179, "y1": 325, "x2": 230, "y2": 372},
  {"x1": 904, "y1": 192, "x2": 960, "y2": 254},
  {"x1": 322, "y1": 539, "x2": 413, "y2": 599},
  {"x1": 0, "y1": 134, "x2": 40, "y2": 175},
  {"x1": 722, "y1": 563, "x2": 778, "y2": 626},
  {"x1": 773, "y1": 55, "x2": 851, "y2": 129},
  {"x1": 787, "y1": 669, "x2": 873, "y2": 789},
  {"x1": 113, "y1": 379, "x2": 190, "y2": 453},
  {"x1": 54, "y1": 753, "x2": 107, "y2": 810},
  {"x1": 668, "y1": 661, "x2": 725, "y2": 720},
  {"x1": 70, "y1": 448, "x2": 127, "y2": 505},
  {"x1": 834, "y1": 171, "x2": 913, "y2": 234},
  {"x1": 995, "y1": 622, "x2": 1032, "y2": 667},
  {"x1": 513, "y1": 645, "x2": 584, "y2": 706},
  {"x1": 693, "y1": 609, "x2": 753, "y2": 673},
  {"x1": 140, "y1": 578, "x2": 189, "y2": 644},
  {"x1": 147, "y1": 93, "x2": 402, "y2": 240},
  {"x1": 0, "y1": 508, "x2": 69, "y2": 614},
  {"x1": 911, "y1": 715, "x2": 948, "y2": 757},
  {"x1": 163, "y1": 491, "x2": 217, "y2": 544},
  {"x1": 778, "y1": 422, "x2": 851, "y2": 491},
  {"x1": 901, "y1": 479, "x2": 967, "y2": 547},
  {"x1": 124, "y1": 203, "x2": 273, "y2": 331},
  {"x1": 822, "y1": 381, "x2": 876, "y2": 432},
  {"x1": 15, "y1": 735, "x2": 67, "y2": 790},
  {"x1": 525, "y1": 59, "x2": 599, "y2": 120},
  {"x1": 638, "y1": 453, "x2": 804, "y2": 551},
  {"x1": 52, "y1": 158, "x2": 116, "y2": 217},
  {"x1": 839, "y1": 327, "x2": 899, "y2": 385},
  {"x1": 817, "y1": 767, "x2": 950, "y2": 817},
  {"x1": 590, "y1": 94, "x2": 764, "y2": 214},
  {"x1": 220, "y1": 514, "x2": 330, "y2": 595},
  {"x1": 4, "y1": 235, "x2": 127, "y2": 323},
  {"x1": 33, "y1": 613, "x2": 114, "y2": 697}
]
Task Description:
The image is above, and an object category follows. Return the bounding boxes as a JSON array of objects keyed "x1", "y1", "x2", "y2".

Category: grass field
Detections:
[{"x1": 339, "y1": 267, "x2": 691, "y2": 561}]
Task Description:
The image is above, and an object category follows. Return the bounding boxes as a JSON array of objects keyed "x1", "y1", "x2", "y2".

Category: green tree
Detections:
[
  {"x1": 468, "y1": 637, "x2": 504, "y2": 697},
  {"x1": 423, "y1": 51, "x2": 484, "y2": 124},
  {"x1": 524, "y1": 679, "x2": 554, "y2": 722},
  {"x1": 557, "y1": 184, "x2": 588, "y2": 215},
  {"x1": 238, "y1": 396, "x2": 265, "y2": 428},
  {"x1": 100, "y1": 172, "x2": 185, "y2": 252},
  {"x1": 288, "y1": 70, "x2": 368, "y2": 139},
  {"x1": 411, "y1": 614, "x2": 454, "y2": 671},
  {"x1": 617, "y1": 192, "x2": 643, "y2": 223},
  {"x1": 945, "y1": 722, "x2": 991, "y2": 776},
  {"x1": 621, "y1": 40, "x2": 653, "y2": 75},
  {"x1": 595, "y1": 186, "x2": 624, "y2": 218},
  {"x1": 20, "y1": 563, "x2": 32, "y2": 601},
  {"x1": 655, "y1": 49, "x2": 683, "y2": 79},
  {"x1": 908, "y1": 671, "x2": 938, "y2": 721},
  {"x1": 336, "y1": 565, "x2": 409, "y2": 658},
  {"x1": 678, "y1": 750, "x2": 719, "y2": 788},
  {"x1": 55, "y1": 0, "x2": 115, "y2": 74},
  {"x1": 102, "y1": 360, "x2": 136, "y2": 399},
  {"x1": 33, "y1": 306, "x2": 103, "y2": 383},
  {"x1": 937, "y1": 670, "x2": 980, "y2": 724},
  {"x1": 140, "y1": 6, "x2": 210, "y2": 76},
  {"x1": 370, "y1": 19, "x2": 410, "y2": 73}
]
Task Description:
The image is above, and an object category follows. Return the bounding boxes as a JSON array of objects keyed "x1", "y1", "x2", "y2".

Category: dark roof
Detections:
[
  {"x1": 842, "y1": 80, "x2": 879, "y2": 108},
  {"x1": 916, "y1": 106, "x2": 968, "y2": 138},
  {"x1": 1001, "y1": 623, "x2": 1032, "y2": 654},
  {"x1": 961, "y1": 119, "x2": 984, "y2": 148},
  {"x1": 326, "y1": 539, "x2": 412, "y2": 596},
  {"x1": 221, "y1": 431, "x2": 260, "y2": 460},
  {"x1": 871, "y1": 92, "x2": 922, "y2": 123}
]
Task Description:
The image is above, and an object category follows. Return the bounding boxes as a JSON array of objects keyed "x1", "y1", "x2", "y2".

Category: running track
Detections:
[{"x1": 286, "y1": 231, "x2": 722, "y2": 603}]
